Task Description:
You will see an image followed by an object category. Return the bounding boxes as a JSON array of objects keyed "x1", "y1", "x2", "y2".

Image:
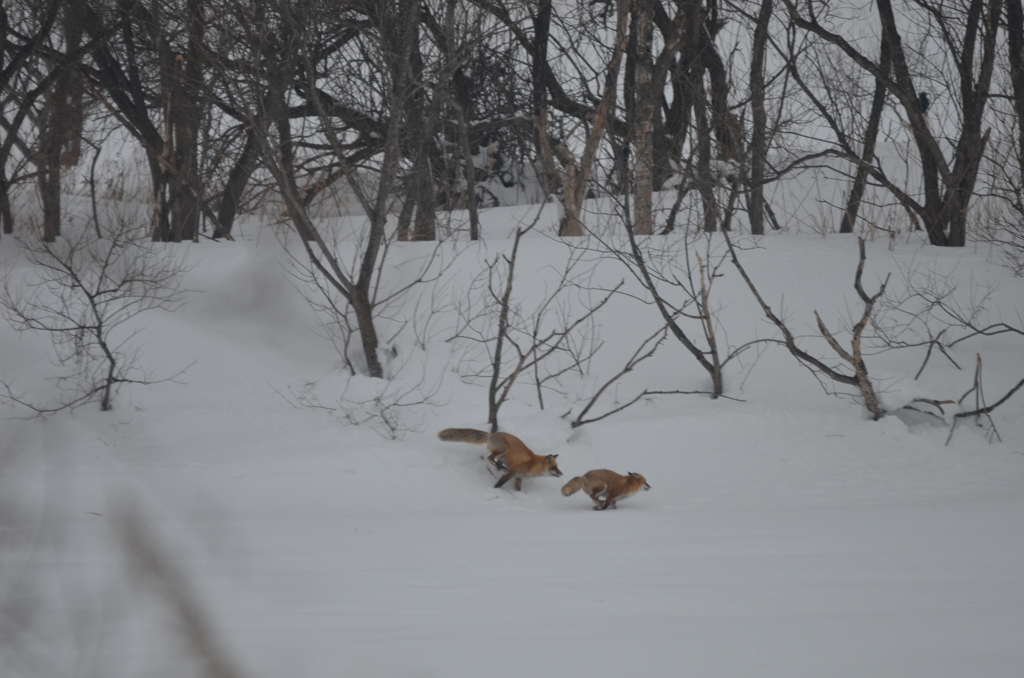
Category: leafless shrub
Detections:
[
  {"x1": 726, "y1": 234, "x2": 889, "y2": 419},
  {"x1": 0, "y1": 212, "x2": 190, "y2": 413},
  {"x1": 271, "y1": 360, "x2": 447, "y2": 441},
  {"x1": 589, "y1": 215, "x2": 765, "y2": 400},
  {"x1": 868, "y1": 260, "x2": 1024, "y2": 438},
  {"x1": 334, "y1": 372, "x2": 446, "y2": 440},
  {"x1": 561, "y1": 325, "x2": 725, "y2": 429},
  {"x1": 869, "y1": 263, "x2": 1024, "y2": 378},
  {"x1": 277, "y1": 215, "x2": 455, "y2": 434},
  {"x1": 976, "y1": 204, "x2": 1024, "y2": 277},
  {"x1": 284, "y1": 220, "x2": 453, "y2": 378},
  {"x1": 944, "y1": 352, "x2": 1024, "y2": 444},
  {"x1": 449, "y1": 210, "x2": 615, "y2": 431}
]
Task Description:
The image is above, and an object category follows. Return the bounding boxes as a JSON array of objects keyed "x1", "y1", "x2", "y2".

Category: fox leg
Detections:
[
  {"x1": 494, "y1": 470, "x2": 518, "y2": 489},
  {"x1": 588, "y1": 485, "x2": 608, "y2": 509},
  {"x1": 486, "y1": 435, "x2": 509, "y2": 470},
  {"x1": 594, "y1": 492, "x2": 618, "y2": 510}
]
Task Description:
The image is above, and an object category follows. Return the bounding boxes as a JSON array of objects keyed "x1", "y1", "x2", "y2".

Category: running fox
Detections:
[
  {"x1": 561, "y1": 469, "x2": 650, "y2": 510},
  {"x1": 437, "y1": 428, "x2": 562, "y2": 490}
]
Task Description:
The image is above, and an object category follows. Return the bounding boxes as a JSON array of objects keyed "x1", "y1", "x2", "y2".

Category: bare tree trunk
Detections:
[
  {"x1": 559, "y1": 0, "x2": 631, "y2": 236},
  {"x1": 37, "y1": 126, "x2": 62, "y2": 241},
  {"x1": 0, "y1": 5, "x2": 6, "y2": 237},
  {"x1": 167, "y1": 0, "x2": 204, "y2": 242},
  {"x1": 213, "y1": 130, "x2": 260, "y2": 239},
  {"x1": 398, "y1": 9, "x2": 436, "y2": 242},
  {"x1": 725, "y1": 234, "x2": 887, "y2": 419},
  {"x1": 1007, "y1": 0, "x2": 1024, "y2": 202},
  {"x1": 858, "y1": 0, "x2": 991, "y2": 246},
  {"x1": 786, "y1": 0, "x2": 1000, "y2": 246},
  {"x1": 0, "y1": 1, "x2": 62, "y2": 238},
  {"x1": 631, "y1": 0, "x2": 655, "y2": 235},
  {"x1": 453, "y1": 102, "x2": 480, "y2": 240},
  {"x1": 677, "y1": 0, "x2": 718, "y2": 232},
  {"x1": 695, "y1": 93, "x2": 718, "y2": 233},
  {"x1": 747, "y1": 0, "x2": 773, "y2": 235},
  {"x1": 700, "y1": 7, "x2": 740, "y2": 168},
  {"x1": 839, "y1": 37, "x2": 890, "y2": 234},
  {"x1": 530, "y1": 0, "x2": 555, "y2": 196},
  {"x1": 410, "y1": 142, "x2": 437, "y2": 241},
  {"x1": 59, "y1": 0, "x2": 86, "y2": 168},
  {"x1": 36, "y1": 0, "x2": 87, "y2": 243},
  {"x1": 0, "y1": 163, "x2": 11, "y2": 236}
]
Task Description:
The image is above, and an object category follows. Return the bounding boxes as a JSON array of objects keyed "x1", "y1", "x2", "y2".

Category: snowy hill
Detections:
[{"x1": 2, "y1": 212, "x2": 1023, "y2": 678}]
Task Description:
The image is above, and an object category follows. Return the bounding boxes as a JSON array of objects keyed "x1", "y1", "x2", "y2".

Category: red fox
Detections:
[
  {"x1": 561, "y1": 469, "x2": 650, "y2": 510},
  {"x1": 438, "y1": 428, "x2": 562, "y2": 490}
]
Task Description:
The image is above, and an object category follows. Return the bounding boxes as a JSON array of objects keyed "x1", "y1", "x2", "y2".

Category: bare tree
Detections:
[
  {"x1": 1, "y1": 0, "x2": 111, "y2": 240},
  {"x1": 449, "y1": 213, "x2": 616, "y2": 431},
  {"x1": 976, "y1": 0, "x2": 1024, "y2": 273},
  {"x1": 1, "y1": 1, "x2": 60, "y2": 238},
  {"x1": 564, "y1": 325, "x2": 688, "y2": 428},
  {"x1": 627, "y1": 0, "x2": 687, "y2": 234},
  {"x1": 205, "y1": 0, "x2": 428, "y2": 379},
  {"x1": 592, "y1": 209, "x2": 762, "y2": 398},
  {"x1": 537, "y1": 0, "x2": 632, "y2": 236},
  {"x1": 783, "y1": 0, "x2": 1002, "y2": 246},
  {"x1": 0, "y1": 212, "x2": 189, "y2": 413},
  {"x1": 745, "y1": 0, "x2": 774, "y2": 235},
  {"x1": 726, "y1": 234, "x2": 888, "y2": 419},
  {"x1": 78, "y1": 0, "x2": 216, "y2": 242}
]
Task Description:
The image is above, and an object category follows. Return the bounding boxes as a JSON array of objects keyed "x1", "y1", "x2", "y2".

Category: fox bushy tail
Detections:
[
  {"x1": 438, "y1": 428, "x2": 490, "y2": 444},
  {"x1": 561, "y1": 476, "x2": 586, "y2": 496}
]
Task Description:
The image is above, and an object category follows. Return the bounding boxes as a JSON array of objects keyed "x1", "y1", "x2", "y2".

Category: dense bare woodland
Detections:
[
  {"x1": 2, "y1": 1, "x2": 1024, "y2": 676},
  {"x1": 4, "y1": 0, "x2": 1024, "y2": 378},
  {"x1": 3, "y1": 0, "x2": 1024, "y2": 245}
]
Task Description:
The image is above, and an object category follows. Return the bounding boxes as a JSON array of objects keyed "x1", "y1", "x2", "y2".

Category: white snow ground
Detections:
[{"x1": 1, "y1": 209, "x2": 1022, "y2": 678}]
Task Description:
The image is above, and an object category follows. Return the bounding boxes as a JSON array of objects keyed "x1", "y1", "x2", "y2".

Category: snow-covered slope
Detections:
[{"x1": 2, "y1": 215, "x2": 1022, "y2": 678}]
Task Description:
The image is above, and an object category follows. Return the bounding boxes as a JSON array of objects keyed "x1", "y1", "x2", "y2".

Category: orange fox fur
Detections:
[
  {"x1": 561, "y1": 469, "x2": 650, "y2": 510},
  {"x1": 438, "y1": 428, "x2": 562, "y2": 490}
]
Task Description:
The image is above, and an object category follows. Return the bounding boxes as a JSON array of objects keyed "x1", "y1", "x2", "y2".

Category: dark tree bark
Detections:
[
  {"x1": 838, "y1": 37, "x2": 891, "y2": 234},
  {"x1": 212, "y1": 130, "x2": 259, "y2": 239},
  {"x1": 747, "y1": 0, "x2": 773, "y2": 235},
  {"x1": 167, "y1": 0, "x2": 205, "y2": 242},
  {"x1": 530, "y1": 0, "x2": 555, "y2": 196},
  {"x1": 785, "y1": 0, "x2": 1002, "y2": 246},
  {"x1": 0, "y1": 0, "x2": 60, "y2": 237},
  {"x1": 1007, "y1": 0, "x2": 1024, "y2": 206},
  {"x1": 395, "y1": 4, "x2": 437, "y2": 242},
  {"x1": 631, "y1": 0, "x2": 655, "y2": 235},
  {"x1": 556, "y1": 0, "x2": 631, "y2": 236},
  {"x1": 80, "y1": 0, "x2": 212, "y2": 243}
]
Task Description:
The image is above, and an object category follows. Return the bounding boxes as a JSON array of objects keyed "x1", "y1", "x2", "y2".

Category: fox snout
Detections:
[{"x1": 628, "y1": 472, "x2": 650, "y2": 491}]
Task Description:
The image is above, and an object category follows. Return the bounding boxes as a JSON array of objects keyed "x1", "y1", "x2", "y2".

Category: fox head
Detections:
[
  {"x1": 544, "y1": 454, "x2": 563, "y2": 477},
  {"x1": 628, "y1": 472, "x2": 650, "y2": 490}
]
